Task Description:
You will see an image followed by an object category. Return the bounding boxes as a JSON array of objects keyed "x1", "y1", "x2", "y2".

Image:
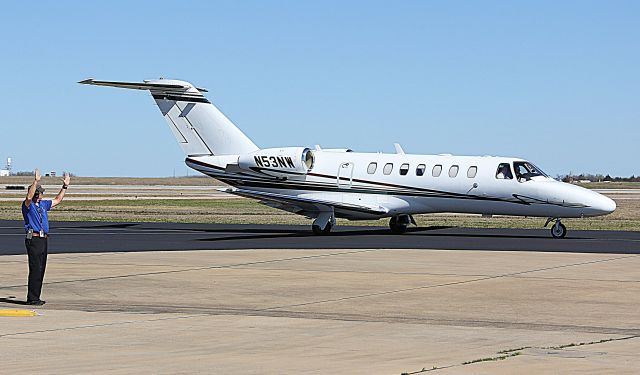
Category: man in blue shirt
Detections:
[{"x1": 22, "y1": 168, "x2": 70, "y2": 305}]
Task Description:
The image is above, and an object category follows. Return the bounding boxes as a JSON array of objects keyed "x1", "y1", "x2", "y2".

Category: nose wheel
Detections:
[{"x1": 546, "y1": 218, "x2": 567, "y2": 239}]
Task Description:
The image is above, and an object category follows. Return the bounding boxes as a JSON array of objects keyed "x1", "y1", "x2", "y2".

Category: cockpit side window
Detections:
[
  {"x1": 513, "y1": 161, "x2": 548, "y2": 181},
  {"x1": 495, "y1": 163, "x2": 513, "y2": 180}
]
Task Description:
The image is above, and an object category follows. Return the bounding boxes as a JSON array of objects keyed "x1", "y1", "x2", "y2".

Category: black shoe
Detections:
[{"x1": 26, "y1": 300, "x2": 46, "y2": 306}]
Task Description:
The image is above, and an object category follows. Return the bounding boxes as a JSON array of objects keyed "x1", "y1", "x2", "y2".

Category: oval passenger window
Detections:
[
  {"x1": 367, "y1": 162, "x2": 377, "y2": 174},
  {"x1": 449, "y1": 165, "x2": 459, "y2": 178},
  {"x1": 432, "y1": 165, "x2": 442, "y2": 177},
  {"x1": 383, "y1": 163, "x2": 393, "y2": 175}
]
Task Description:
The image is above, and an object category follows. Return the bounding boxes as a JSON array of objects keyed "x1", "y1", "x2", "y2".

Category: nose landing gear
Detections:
[{"x1": 545, "y1": 217, "x2": 567, "y2": 239}]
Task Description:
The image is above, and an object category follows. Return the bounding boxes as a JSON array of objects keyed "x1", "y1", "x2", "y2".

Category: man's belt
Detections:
[{"x1": 31, "y1": 232, "x2": 48, "y2": 238}]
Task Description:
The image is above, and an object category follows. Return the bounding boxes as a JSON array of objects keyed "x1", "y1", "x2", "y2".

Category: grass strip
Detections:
[{"x1": 1, "y1": 198, "x2": 639, "y2": 231}]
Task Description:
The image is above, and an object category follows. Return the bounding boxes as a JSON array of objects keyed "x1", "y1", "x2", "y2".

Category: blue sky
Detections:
[{"x1": 1, "y1": 1, "x2": 638, "y2": 177}]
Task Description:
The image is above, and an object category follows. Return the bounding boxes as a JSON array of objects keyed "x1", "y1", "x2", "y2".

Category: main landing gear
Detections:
[
  {"x1": 311, "y1": 212, "x2": 336, "y2": 235},
  {"x1": 389, "y1": 214, "x2": 416, "y2": 234},
  {"x1": 545, "y1": 218, "x2": 567, "y2": 239}
]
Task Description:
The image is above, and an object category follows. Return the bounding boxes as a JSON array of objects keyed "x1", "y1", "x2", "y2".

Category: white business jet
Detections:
[{"x1": 80, "y1": 78, "x2": 616, "y2": 238}]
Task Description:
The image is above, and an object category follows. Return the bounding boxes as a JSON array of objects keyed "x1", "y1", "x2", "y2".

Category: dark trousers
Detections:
[{"x1": 25, "y1": 237, "x2": 48, "y2": 302}]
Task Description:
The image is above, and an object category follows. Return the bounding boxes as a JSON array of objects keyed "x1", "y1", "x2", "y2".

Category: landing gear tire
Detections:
[
  {"x1": 389, "y1": 216, "x2": 408, "y2": 234},
  {"x1": 312, "y1": 223, "x2": 332, "y2": 235},
  {"x1": 551, "y1": 221, "x2": 567, "y2": 239}
]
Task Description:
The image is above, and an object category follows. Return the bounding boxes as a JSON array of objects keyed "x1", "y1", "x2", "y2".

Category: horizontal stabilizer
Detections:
[{"x1": 78, "y1": 79, "x2": 208, "y2": 92}]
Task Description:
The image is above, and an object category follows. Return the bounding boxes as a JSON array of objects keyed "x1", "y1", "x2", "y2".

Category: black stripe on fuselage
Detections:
[
  {"x1": 153, "y1": 94, "x2": 211, "y2": 104},
  {"x1": 202, "y1": 170, "x2": 520, "y2": 204},
  {"x1": 185, "y1": 158, "x2": 587, "y2": 208},
  {"x1": 186, "y1": 158, "x2": 515, "y2": 203}
]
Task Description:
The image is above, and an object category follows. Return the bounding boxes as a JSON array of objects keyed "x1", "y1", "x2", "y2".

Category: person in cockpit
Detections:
[{"x1": 496, "y1": 163, "x2": 513, "y2": 179}]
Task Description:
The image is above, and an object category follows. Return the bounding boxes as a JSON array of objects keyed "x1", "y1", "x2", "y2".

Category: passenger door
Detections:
[{"x1": 337, "y1": 162, "x2": 354, "y2": 189}]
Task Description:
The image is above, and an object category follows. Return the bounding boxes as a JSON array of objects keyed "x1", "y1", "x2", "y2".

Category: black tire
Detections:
[
  {"x1": 389, "y1": 217, "x2": 408, "y2": 234},
  {"x1": 551, "y1": 222, "x2": 567, "y2": 238},
  {"x1": 312, "y1": 223, "x2": 332, "y2": 235}
]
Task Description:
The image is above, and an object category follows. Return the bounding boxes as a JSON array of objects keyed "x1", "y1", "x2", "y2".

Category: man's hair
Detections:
[{"x1": 34, "y1": 185, "x2": 45, "y2": 196}]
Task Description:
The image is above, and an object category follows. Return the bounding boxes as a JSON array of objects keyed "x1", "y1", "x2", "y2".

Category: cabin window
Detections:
[
  {"x1": 467, "y1": 166, "x2": 477, "y2": 178},
  {"x1": 367, "y1": 162, "x2": 377, "y2": 174},
  {"x1": 432, "y1": 165, "x2": 442, "y2": 177},
  {"x1": 449, "y1": 165, "x2": 459, "y2": 178},
  {"x1": 496, "y1": 163, "x2": 513, "y2": 179},
  {"x1": 416, "y1": 164, "x2": 426, "y2": 176},
  {"x1": 383, "y1": 163, "x2": 393, "y2": 175},
  {"x1": 399, "y1": 163, "x2": 409, "y2": 175}
]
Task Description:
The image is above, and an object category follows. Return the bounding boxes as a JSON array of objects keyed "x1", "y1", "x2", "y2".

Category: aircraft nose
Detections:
[{"x1": 594, "y1": 194, "x2": 616, "y2": 214}]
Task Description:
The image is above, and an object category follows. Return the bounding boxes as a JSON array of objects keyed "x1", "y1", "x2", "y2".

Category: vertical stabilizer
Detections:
[{"x1": 79, "y1": 78, "x2": 259, "y2": 156}]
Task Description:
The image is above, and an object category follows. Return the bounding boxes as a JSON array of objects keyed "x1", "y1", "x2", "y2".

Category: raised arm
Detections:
[
  {"x1": 51, "y1": 173, "x2": 70, "y2": 208},
  {"x1": 24, "y1": 168, "x2": 41, "y2": 207}
]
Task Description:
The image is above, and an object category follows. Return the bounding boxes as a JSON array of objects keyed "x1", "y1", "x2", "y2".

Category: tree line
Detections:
[{"x1": 560, "y1": 174, "x2": 640, "y2": 183}]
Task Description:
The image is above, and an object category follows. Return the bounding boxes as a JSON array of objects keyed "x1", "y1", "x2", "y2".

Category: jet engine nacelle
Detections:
[{"x1": 238, "y1": 147, "x2": 315, "y2": 177}]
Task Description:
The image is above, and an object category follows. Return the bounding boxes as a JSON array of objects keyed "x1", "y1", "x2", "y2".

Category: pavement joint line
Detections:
[
  {"x1": 261, "y1": 254, "x2": 639, "y2": 311},
  {"x1": 46, "y1": 262, "x2": 191, "y2": 268},
  {"x1": 213, "y1": 266, "x2": 640, "y2": 283},
  {"x1": 228, "y1": 266, "x2": 496, "y2": 277},
  {"x1": 27, "y1": 303, "x2": 640, "y2": 336},
  {"x1": 0, "y1": 314, "x2": 205, "y2": 338},
  {"x1": 507, "y1": 275, "x2": 640, "y2": 283},
  {"x1": 406, "y1": 334, "x2": 640, "y2": 374},
  {"x1": 0, "y1": 249, "x2": 379, "y2": 289}
]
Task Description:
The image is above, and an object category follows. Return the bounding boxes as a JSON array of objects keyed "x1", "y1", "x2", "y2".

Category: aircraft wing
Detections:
[{"x1": 222, "y1": 187, "x2": 389, "y2": 218}]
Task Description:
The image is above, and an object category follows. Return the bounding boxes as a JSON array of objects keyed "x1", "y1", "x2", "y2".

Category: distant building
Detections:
[{"x1": 1, "y1": 157, "x2": 11, "y2": 176}]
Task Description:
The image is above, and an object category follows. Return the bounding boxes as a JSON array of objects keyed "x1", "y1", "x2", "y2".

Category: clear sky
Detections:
[{"x1": 1, "y1": 1, "x2": 638, "y2": 177}]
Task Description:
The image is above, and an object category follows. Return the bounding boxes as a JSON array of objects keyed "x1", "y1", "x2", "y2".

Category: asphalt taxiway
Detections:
[
  {"x1": 1, "y1": 220, "x2": 640, "y2": 255},
  {"x1": 2, "y1": 221, "x2": 640, "y2": 373}
]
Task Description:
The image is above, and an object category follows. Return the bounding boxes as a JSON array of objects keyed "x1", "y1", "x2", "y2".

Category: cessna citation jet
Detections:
[{"x1": 80, "y1": 78, "x2": 616, "y2": 238}]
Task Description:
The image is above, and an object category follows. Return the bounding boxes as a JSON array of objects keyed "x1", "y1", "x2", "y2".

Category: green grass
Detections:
[
  {"x1": 2, "y1": 198, "x2": 639, "y2": 231},
  {"x1": 577, "y1": 182, "x2": 640, "y2": 189},
  {"x1": 461, "y1": 352, "x2": 521, "y2": 365}
]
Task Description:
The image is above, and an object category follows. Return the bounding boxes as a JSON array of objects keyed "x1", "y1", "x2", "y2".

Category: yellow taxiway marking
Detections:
[{"x1": 0, "y1": 310, "x2": 38, "y2": 317}]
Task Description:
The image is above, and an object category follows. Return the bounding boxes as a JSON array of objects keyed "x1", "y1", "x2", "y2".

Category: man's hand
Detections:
[
  {"x1": 25, "y1": 168, "x2": 41, "y2": 206},
  {"x1": 52, "y1": 172, "x2": 70, "y2": 208}
]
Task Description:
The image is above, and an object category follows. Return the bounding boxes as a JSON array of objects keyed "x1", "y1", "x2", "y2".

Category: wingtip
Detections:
[{"x1": 78, "y1": 78, "x2": 94, "y2": 84}]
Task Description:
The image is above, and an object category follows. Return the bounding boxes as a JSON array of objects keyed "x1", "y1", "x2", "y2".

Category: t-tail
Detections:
[{"x1": 79, "y1": 78, "x2": 259, "y2": 156}]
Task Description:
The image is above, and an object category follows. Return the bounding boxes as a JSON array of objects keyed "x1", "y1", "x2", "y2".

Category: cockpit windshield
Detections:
[{"x1": 513, "y1": 161, "x2": 548, "y2": 181}]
